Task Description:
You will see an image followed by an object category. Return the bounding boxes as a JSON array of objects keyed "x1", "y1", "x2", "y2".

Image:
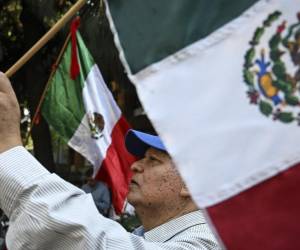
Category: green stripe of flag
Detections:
[
  {"x1": 109, "y1": 0, "x2": 259, "y2": 73},
  {"x1": 42, "y1": 33, "x2": 94, "y2": 142}
]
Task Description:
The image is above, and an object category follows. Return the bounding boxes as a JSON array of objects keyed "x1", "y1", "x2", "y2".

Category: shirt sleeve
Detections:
[{"x1": 0, "y1": 147, "x2": 218, "y2": 250}]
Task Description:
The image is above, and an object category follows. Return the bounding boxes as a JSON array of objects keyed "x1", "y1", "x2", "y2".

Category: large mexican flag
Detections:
[
  {"x1": 42, "y1": 30, "x2": 135, "y2": 214},
  {"x1": 105, "y1": 0, "x2": 300, "y2": 248}
]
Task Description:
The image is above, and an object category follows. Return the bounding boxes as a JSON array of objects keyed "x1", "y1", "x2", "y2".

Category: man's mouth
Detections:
[{"x1": 130, "y1": 179, "x2": 139, "y2": 186}]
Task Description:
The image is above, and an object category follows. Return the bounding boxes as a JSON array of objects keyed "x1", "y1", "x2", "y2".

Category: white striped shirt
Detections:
[{"x1": 0, "y1": 147, "x2": 220, "y2": 250}]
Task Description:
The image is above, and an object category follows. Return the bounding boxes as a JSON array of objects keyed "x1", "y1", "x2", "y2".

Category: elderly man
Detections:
[{"x1": 0, "y1": 73, "x2": 219, "y2": 249}]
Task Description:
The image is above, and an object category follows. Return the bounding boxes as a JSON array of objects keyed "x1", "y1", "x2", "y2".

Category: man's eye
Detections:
[{"x1": 148, "y1": 156, "x2": 161, "y2": 163}]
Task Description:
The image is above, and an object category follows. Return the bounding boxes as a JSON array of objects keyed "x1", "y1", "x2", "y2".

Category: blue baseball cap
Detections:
[{"x1": 125, "y1": 129, "x2": 167, "y2": 157}]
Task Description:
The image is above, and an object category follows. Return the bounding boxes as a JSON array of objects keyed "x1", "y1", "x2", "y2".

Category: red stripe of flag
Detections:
[
  {"x1": 207, "y1": 162, "x2": 300, "y2": 250},
  {"x1": 95, "y1": 116, "x2": 136, "y2": 214}
]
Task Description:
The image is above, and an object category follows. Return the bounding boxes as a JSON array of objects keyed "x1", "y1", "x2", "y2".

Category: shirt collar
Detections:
[{"x1": 144, "y1": 210, "x2": 206, "y2": 242}]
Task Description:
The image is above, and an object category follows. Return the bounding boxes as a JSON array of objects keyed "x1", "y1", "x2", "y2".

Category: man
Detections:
[
  {"x1": 82, "y1": 168, "x2": 111, "y2": 217},
  {"x1": 0, "y1": 73, "x2": 220, "y2": 249},
  {"x1": 126, "y1": 129, "x2": 218, "y2": 245}
]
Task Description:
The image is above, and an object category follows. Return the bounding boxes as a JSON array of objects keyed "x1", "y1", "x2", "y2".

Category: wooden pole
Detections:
[{"x1": 5, "y1": 0, "x2": 87, "y2": 78}]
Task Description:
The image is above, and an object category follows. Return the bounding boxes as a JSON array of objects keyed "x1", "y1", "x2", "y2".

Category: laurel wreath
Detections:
[{"x1": 243, "y1": 11, "x2": 300, "y2": 125}]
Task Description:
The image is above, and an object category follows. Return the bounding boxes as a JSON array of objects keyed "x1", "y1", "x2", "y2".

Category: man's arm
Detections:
[{"x1": 0, "y1": 147, "x2": 138, "y2": 250}]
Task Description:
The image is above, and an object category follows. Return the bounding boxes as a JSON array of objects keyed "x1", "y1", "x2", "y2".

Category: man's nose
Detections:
[{"x1": 131, "y1": 159, "x2": 144, "y2": 173}]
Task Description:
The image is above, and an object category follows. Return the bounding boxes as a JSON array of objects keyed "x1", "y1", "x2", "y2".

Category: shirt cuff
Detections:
[{"x1": 0, "y1": 146, "x2": 49, "y2": 216}]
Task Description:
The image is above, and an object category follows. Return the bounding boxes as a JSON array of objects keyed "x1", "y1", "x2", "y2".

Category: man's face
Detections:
[{"x1": 127, "y1": 147, "x2": 184, "y2": 209}]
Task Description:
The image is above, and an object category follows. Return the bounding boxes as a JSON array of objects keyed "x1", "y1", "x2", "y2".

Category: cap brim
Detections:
[{"x1": 125, "y1": 129, "x2": 166, "y2": 157}]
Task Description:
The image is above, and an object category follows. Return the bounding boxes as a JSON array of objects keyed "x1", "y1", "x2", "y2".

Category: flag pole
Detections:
[{"x1": 5, "y1": 0, "x2": 87, "y2": 78}]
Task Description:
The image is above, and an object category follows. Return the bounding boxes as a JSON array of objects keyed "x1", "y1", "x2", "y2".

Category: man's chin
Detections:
[{"x1": 127, "y1": 191, "x2": 140, "y2": 206}]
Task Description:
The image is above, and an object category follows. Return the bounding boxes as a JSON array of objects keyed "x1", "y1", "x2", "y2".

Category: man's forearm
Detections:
[
  {"x1": 0, "y1": 147, "x2": 163, "y2": 250},
  {"x1": 0, "y1": 146, "x2": 49, "y2": 216}
]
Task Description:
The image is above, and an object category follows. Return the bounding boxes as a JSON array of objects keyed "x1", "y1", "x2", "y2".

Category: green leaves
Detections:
[
  {"x1": 243, "y1": 69, "x2": 254, "y2": 86},
  {"x1": 259, "y1": 100, "x2": 273, "y2": 116},
  {"x1": 244, "y1": 48, "x2": 255, "y2": 68},
  {"x1": 269, "y1": 34, "x2": 281, "y2": 48},
  {"x1": 277, "y1": 112, "x2": 295, "y2": 123},
  {"x1": 273, "y1": 79, "x2": 293, "y2": 94},
  {"x1": 263, "y1": 11, "x2": 282, "y2": 27},
  {"x1": 243, "y1": 10, "x2": 300, "y2": 127},
  {"x1": 251, "y1": 27, "x2": 265, "y2": 46},
  {"x1": 259, "y1": 100, "x2": 296, "y2": 123},
  {"x1": 285, "y1": 95, "x2": 299, "y2": 106},
  {"x1": 272, "y1": 61, "x2": 287, "y2": 79}
]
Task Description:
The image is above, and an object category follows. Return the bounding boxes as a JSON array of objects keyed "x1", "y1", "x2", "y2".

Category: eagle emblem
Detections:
[
  {"x1": 244, "y1": 11, "x2": 300, "y2": 125},
  {"x1": 87, "y1": 111, "x2": 105, "y2": 139}
]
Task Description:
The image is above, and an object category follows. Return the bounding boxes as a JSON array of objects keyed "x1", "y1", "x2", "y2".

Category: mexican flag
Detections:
[
  {"x1": 105, "y1": 0, "x2": 300, "y2": 248},
  {"x1": 41, "y1": 28, "x2": 135, "y2": 214}
]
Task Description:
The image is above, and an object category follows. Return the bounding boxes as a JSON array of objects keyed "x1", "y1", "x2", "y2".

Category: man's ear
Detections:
[{"x1": 180, "y1": 183, "x2": 191, "y2": 198}]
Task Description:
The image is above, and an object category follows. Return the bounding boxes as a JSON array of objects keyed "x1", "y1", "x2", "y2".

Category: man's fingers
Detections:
[
  {"x1": 0, "y1": 72, "x2": 16, "y2": 96},
  {"x1": 0, "y1": 72, "x2": 22, "y2": 152},
  {"x1": 0, "y1": 71, "x2": 20, "y2": 117}
]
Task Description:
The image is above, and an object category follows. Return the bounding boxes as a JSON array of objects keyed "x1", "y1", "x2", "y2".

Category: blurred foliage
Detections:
[
  {"x1": 43, "y1": 0, "x2": 79, "y2": 28},
  {"x1": 0, "y1": 0, "x2": 23, "y2": 42},
  {"x1": 0, "y1": 0, "x2": 104, "y2": 68},
  {"x1": 43, "y1": 0, "x2": 105, "y2": 28},
  {"x1": 0, "y1": 0, "x2": 23, "y2": 62},
  {"x1": 117, "y1": 213, "x2": 141, "y2": 232}
]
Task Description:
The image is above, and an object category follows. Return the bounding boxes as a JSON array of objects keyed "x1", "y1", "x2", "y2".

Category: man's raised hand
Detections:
[{"x1": 0, "y1": 73, "x2": 22, "y2": 153}]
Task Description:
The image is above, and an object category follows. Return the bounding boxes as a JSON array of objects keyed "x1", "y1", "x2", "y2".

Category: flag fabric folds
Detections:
[
  {"x1": 42, "y1": 32, "x2": 135, "y2": 214},
  {"x1": 105, "y1": 0, "x2": 300, "y2": 248}
]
